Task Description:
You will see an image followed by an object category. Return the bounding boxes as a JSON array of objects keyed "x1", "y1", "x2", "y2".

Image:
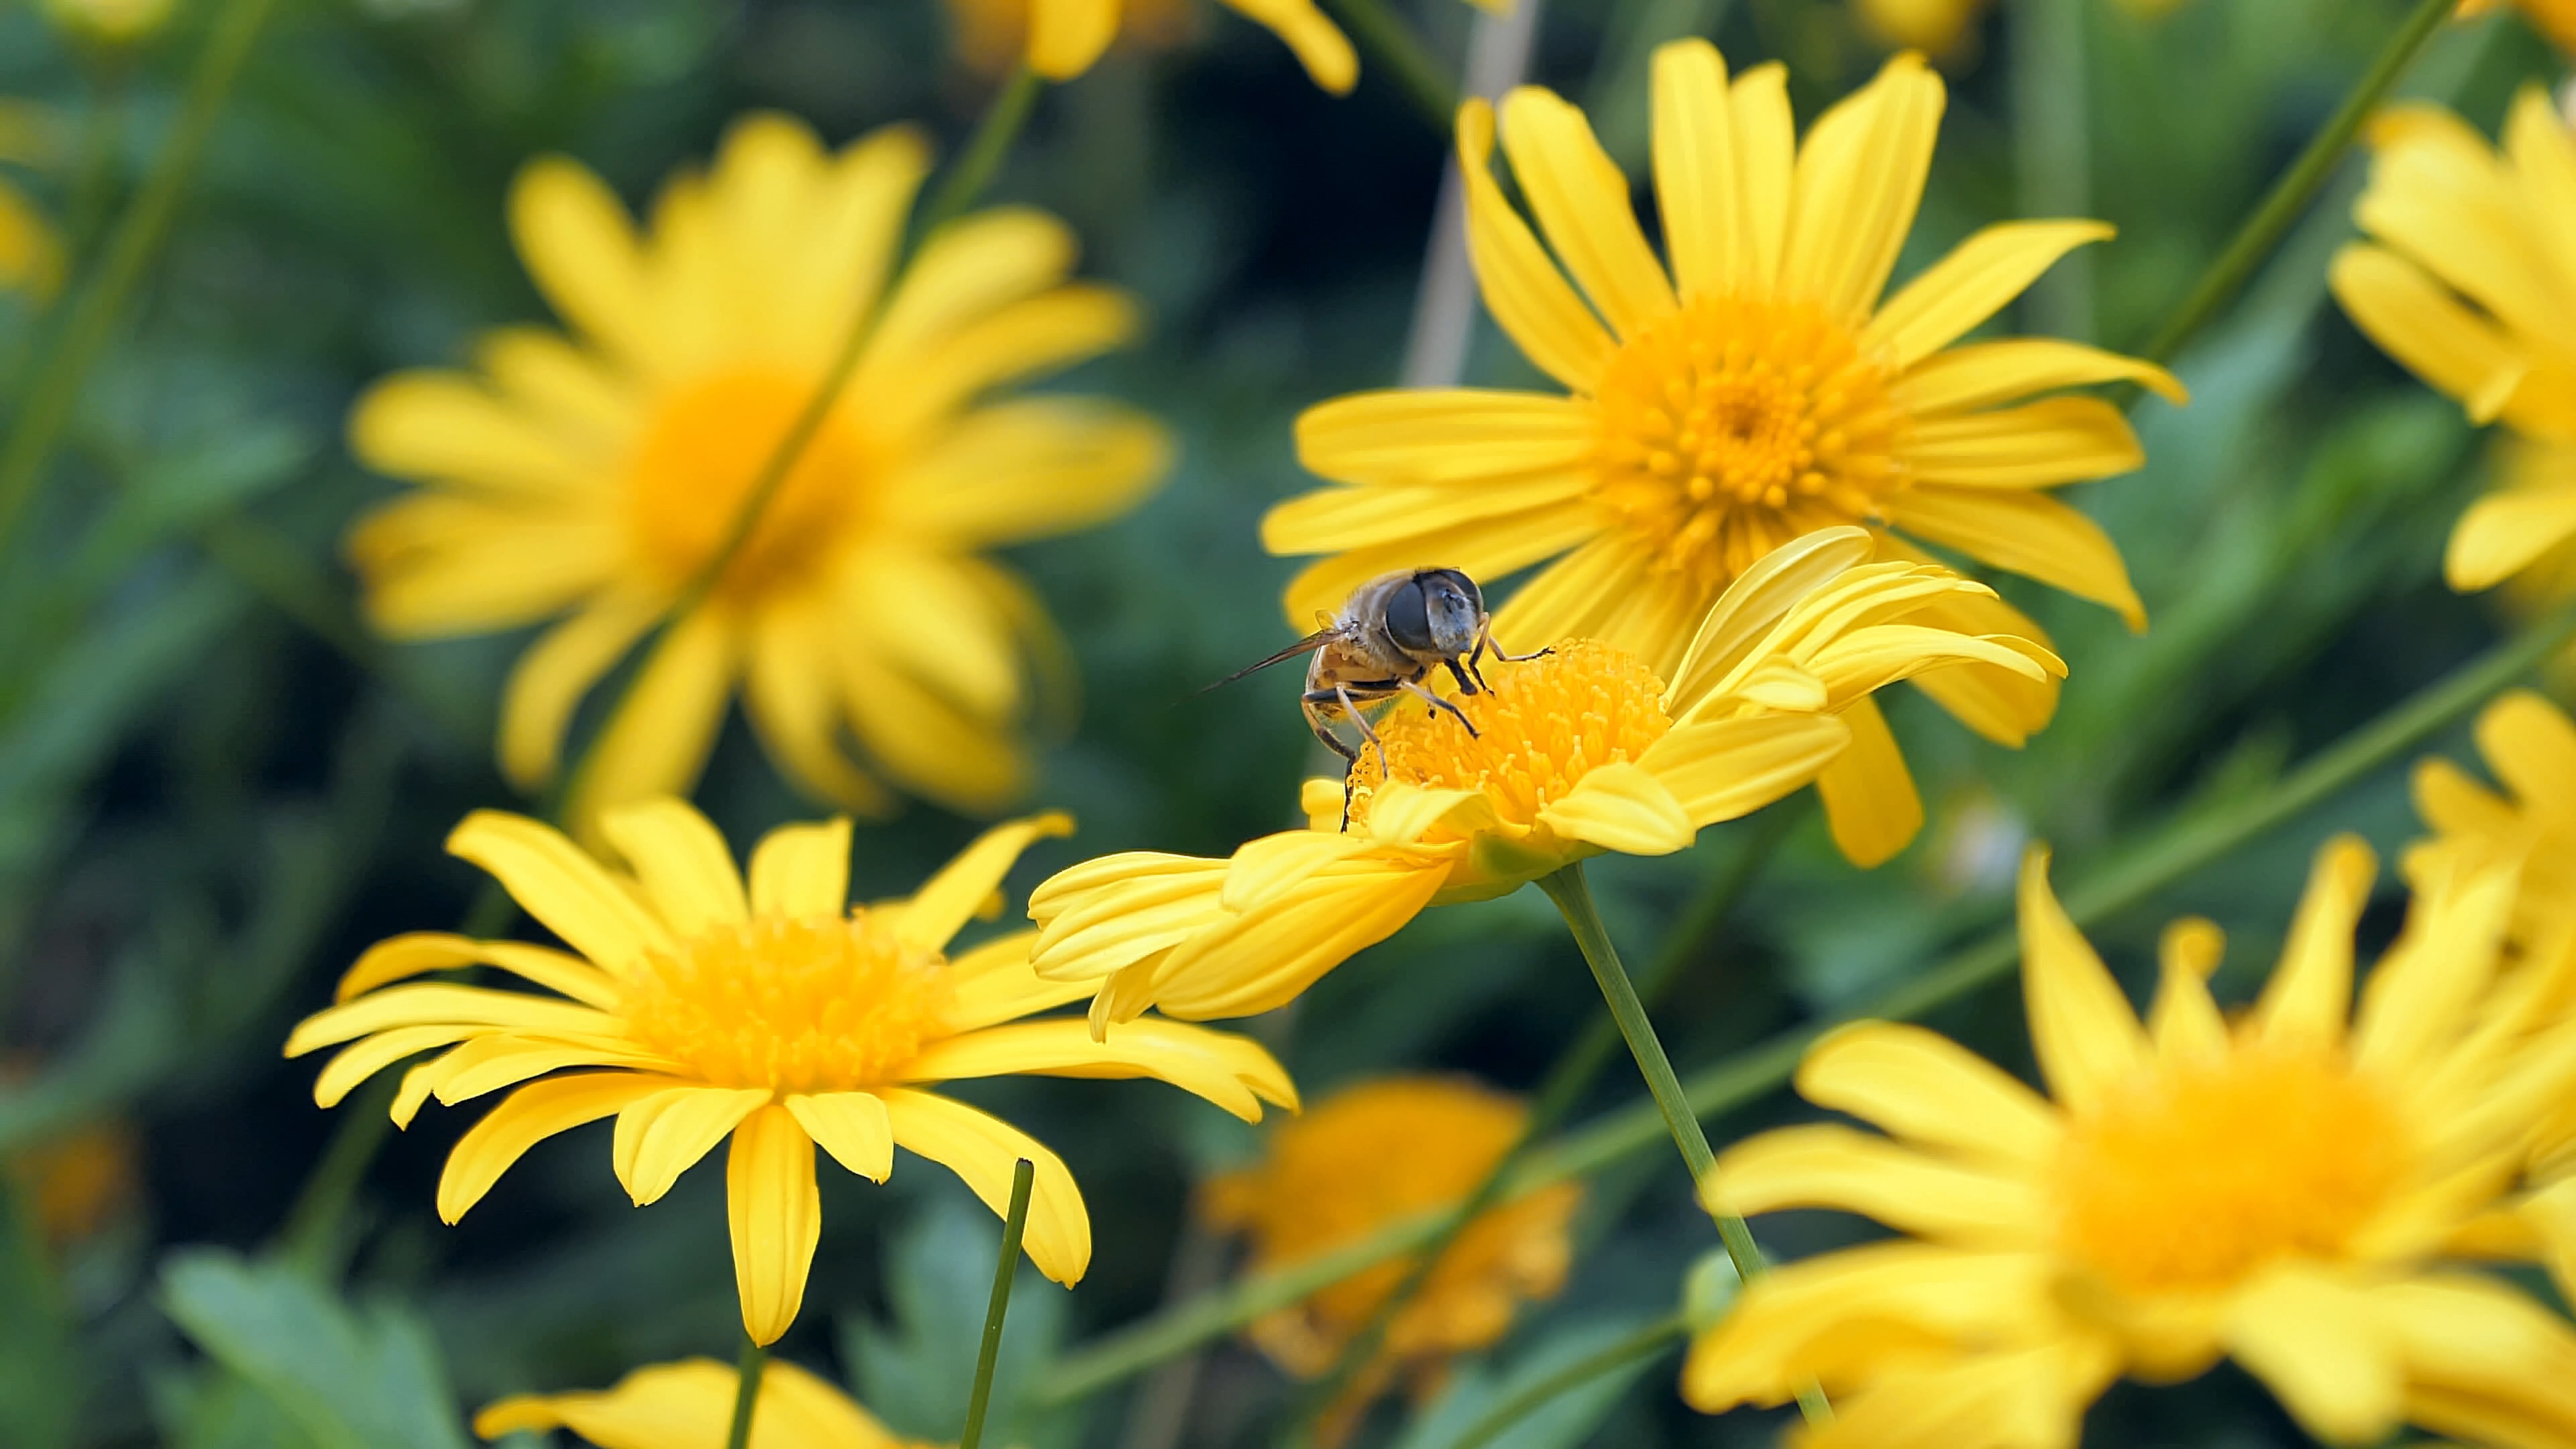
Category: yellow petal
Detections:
[
  {"x1": 1497, "y1": 86, "x2": 1676, "y2": 338},
  {"x1": 2449, "y1": 474, "x2": 2576, "y2": 590},
  {"x1": 508, "y1": 157, "x2": 653, "y2": 364},
  {"x1": 345, "y1": 371, "x2": 602, "y2": 500},
  {"x1": 1218, "y1": 0, "x2": 1358, "y2": 93},
  {"x1": 312, "y1": 1024, "x2": 471, "y2": 1108},
  {"x1": 1456, "y1": 99, "x2": 1617, "y2": 392},
  {"x1": 746, "y1": 816, "x2": 853, "y2": 919},
  {"x1": 1637, "y1": 713, "x2": 1850, "y2": 825},
  {"x1": 1728, "y1": 63, "x2": 1794, "y2": 292},
  {"x1": 1534, "y1": 759, "x2": 1696, "y2": 855},
  {"x1": 1894, "y1": 337, "x2": 2186, "y2": 415},
  {"x1": 439, "y1": 1073, "x2": 666, "y2": 1224},
  {"x1": 1861, "y1": 221, "x2": 2114, "y2": 371},
  {"x1": 1027, "y1": 853, "x2": 1228, "y2": 984},
  {"x1": 896, "y1": 812, "x2": 1075, "y2": 954},
  {"x1": 496, "y1": 591, "x2": 659, "y2": 792},
  {"x1": 1803, "y1": 624, "x2": 2059, "y2": 710},
  {"x1": 1865, "y1": 535, "x2": 2062, "y2": 745},
  {"x1": 785, "y1": 1091, "x2": 896, "y2": 1182},
  {"x1": 2247, "y1": 836, "x2": 2373, "y2": 1055},
  {"x1": 1704, "y1": 1122, "x2": 2039, "y2": 1247},
  {"x1": 860, "y1": 209, "x2": 1075, "y2": 378},
  {"x1": 2015, "y1": 847, "x2": 2147, "y2": 1116},
  {"x1": 1782, "y1": 52, "x2": 1943, "y2": 322},
  {"x1": 1900, "y1": 397, "x2": 2145, "y2": 490},
  {"x1": 1219, "y1": 828, "x2": 1395, "y2": 913},
  {"x1": 1664, "y1": 525, "x2": 1878, "y2": 710},
  {"x1": 873, "y1": 288, "x2": 1140, "y2": 443},
  {"x1": 2223, "y1": 1267, "x2": 2402, "y2": 1445},
  {"x1": 1027, "y1": 0, "x2": 1116, "y2": 79},
  {"x1": 284, "y1": 983, "x2": 616, "y2": 1057},
  {"x1": 1794, "y1": 1020, "x2": 2059, "y2": 1169},
  {"x1": 2355, "y1": 854, "x2": 2514, "y2": 1077},
  {"x1": 564, "y1": 609, "x2": 741, "y2": 846},
  {"x1": 743, "y1": 591, "x2": 896, "y2": 815},
  {"x1": 1815, "y1": 694, "x2": 1922, "y2": 868},
  {"x1": 1290, "y1": 389, "x2": 1596, "y2": 490},
  {"x1": 727, "y1": 1104, "x2": 822, "y2": 1345},
  {"x1": 1650, "y1": 38, "x2": 1743, "y2": 300},
  {"x1": 1145, "y1": 855, "x2": 1449, "y2": 1021},
  {"x1": 1279, "y1": 500, "x2": 1600, "y2": 631},
  {"x1": 835, "y1": 635, "x2": 1029, "y2": 814},
  {"x1": 2357, "y1": 104, "x2": 2576, "y2": 350},
  {"x1": 615, "y1": 1085, "x2": 771, "y2": 1207},
  {"x1": 881, "y1": 1088, "x2": 1091, "y2": 1283},
  {"x1": 2147, "y1": 917, "x2": 2229, "y2": 1061},
  {"x1": 476, "y1": 326, "x2": 633, "y2": 441},
  {"x1": 884, "y1": 399, "x2": 1169, "y2": 547},
  {"x1": 445, "y1": 810, "x2": 674, "y2": 973},
  {"x1": 841, "y1": 546, "x2": 1026, "y2": 729},
  {"x1": 1888, "y1": 486, "x2": 2145, "y2": 630},
  {"x1": 345, "y1": 493, "x2": 616, "y2": 637},
  {"x1": 427, "y1": 1034, "x2": 678, "y2": 1106},
  {"x1": 900, "y1": 1018, "x2": 1297, "y2": 1122},
  {"x1": 2328, "y1": 244, "x2": 2529, "y2": 423},
  {"x1": 2482, "y1": 686, "x2": 2576, "y2": 806},
  {"x1": 598, "y1": 797, "x2": 749, "y2": 939},
  {"x1": 2376, "y1": 1273, "x2": 2576, "y2": 1447},
  {"x1": 332, "y1": 932, "x2": 616, "y2": 1008}
]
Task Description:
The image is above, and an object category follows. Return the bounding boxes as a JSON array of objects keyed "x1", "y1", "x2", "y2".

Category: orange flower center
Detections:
[
  {"x1": 1591, "y1": 295, "x2": 1906, "y2": 596},
  {"x1": 626, "y1": 369, "x2": 871, "y2": 597},
  {"x1": 1346, "y1": 639, "x2": 1670, "y2": 834},
  {"x1": 2052, "y1": 1044, "x2": 2406, "y2": 1295},
  {"x1": 621, "y1": 913, "x2": 953, "y2": 1093}
]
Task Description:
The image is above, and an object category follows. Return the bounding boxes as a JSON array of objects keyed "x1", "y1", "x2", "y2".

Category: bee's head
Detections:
[{"x1": 1388, "y1": 568, "x2": 1486, "y2": 657}]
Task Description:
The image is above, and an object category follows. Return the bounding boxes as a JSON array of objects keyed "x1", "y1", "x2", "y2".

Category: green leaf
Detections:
[
  {"x1": 159, "y1": 1249, "x2": 471, "y2": 1449},
  {"x1": 1387, "y1": 1316, "x2": 1668, "y2": 1449}
]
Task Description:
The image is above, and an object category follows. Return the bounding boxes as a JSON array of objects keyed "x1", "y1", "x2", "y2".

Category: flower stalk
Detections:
[
  {"x1": 963, "y1": 1159, "x2": 1038, "y2": 1449},
  {"x1": 723, "y1": 1336, "x2": 767, "y2": 1449}
]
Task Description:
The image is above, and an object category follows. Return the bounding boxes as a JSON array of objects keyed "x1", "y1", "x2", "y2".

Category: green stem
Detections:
[
  {"x1": 0, "y1": 0, "x2": 277, "y2": 556},
  {"x1": 916, "y1": 66, "x2": 1043, "y2": 244},
  {"x1": 962, "y1": 1159, "x2": 1036, "y2": 1449},
  {"x1": 1318, "y1": 0, "x2": 1460, "y2": 133},
  {"x1": 2130, "y1": 0, "x2": 2452, "y2": 368},
  {"x1": 1536, "y1": 863, "x2": 1831, "y2": 1425},
  {"x1": 723, "y1": 1335, "x2": 767, "y2": 1449},
  {"x1": 1446, "y1": 1314, "x2": 1687, "y2": 1449},
  {"x1": 1275, "y1": 809, "x2": 1792, "y2": 1444},
  {"x1": 1030, "y1": 603, "x2": 2576, "y2": 1407}
]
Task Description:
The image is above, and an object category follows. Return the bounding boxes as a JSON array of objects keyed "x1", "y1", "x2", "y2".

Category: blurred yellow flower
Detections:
[
  {"x1": 2406, "y1": 689, "x2": 2576, "y2": 965},
  {"x1": 1014, "y1": 0, "x2": 1506, "y2": 92},
  {"x1": 2460, "y1": 0, "x2": 2576, "y2": 54},
  {"x1": 1853, "y1": 0, "x2": 2190, "y2": 54},
  {"x1": 285, "y1": 799, "x2": 1292, "y2": 1344},
  {"x1": 1029, "y1": 530, "x2": 2061, "y2": 1030},
  {"x1": 345, "y1": 113, "x2": 1166, "y2": 836},
  {"x1": 1686, "y1": 838, "x2": 2576, "y2": 1447},
  {"x1": 2332, "y1": 93, "x2": 2576, "y2": 604},
  {"x1": 1201, "y1": 1076, "x2": 1580, "y2": 1447},
  {"x1": 41, "y1": 0, "x2": 174, "y2": 45},
  {"x1": 1268, "y1": 40, "x2": 2173, "y2": 856},
  {"x1": 476, "y1": 1356, "x2": 933, "y2": 1449},
  {"x1": 1, "y1": 1059, "x2": 138, "y2": 1248}
]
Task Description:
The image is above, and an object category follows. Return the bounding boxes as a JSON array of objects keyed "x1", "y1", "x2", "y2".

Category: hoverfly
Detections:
[{"x1": 1210, "y1": 568, "x2": 1546, "y2": 828}]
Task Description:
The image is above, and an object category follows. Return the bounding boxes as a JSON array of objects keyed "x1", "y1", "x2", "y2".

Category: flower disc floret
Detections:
[
  {"x1": 1593, "y1": 296, "x2": 1904, "y2": 590},
  {"x1": 623, "y1": 913, "x2": 952, "y2": 1094},
  {"x1": 2053, "y1": 1047, "x2": 2404, "y2": 1295},
  {"x1": 1348, "y1": 640, "x2": 1671, "y2": 835},
  {"x1": 625, "y1": 370, "x2": 871, "y2": 596}
]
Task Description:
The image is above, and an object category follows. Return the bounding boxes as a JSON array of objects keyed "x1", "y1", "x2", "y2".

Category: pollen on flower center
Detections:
[
  {"x1": 626, "y1": 370, "x2": 871, "y2": 596},
  {"x1": 621, "y1": 912, "x2": 953, "y2": 1093},
  {"x1": 1591, "y1": 294, "x2": 1906, "y2": 594},
  {"x1": 2052, "y1": 1045, "x2": 2407, "y2": 1295},
  {"x1": 1347, "y1": 639, "x2": 1671, "y2": 833}
]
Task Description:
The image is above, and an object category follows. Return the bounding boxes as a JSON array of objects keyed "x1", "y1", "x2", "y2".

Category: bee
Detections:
[{"x1": 1210, "y1": 568, "x2": 1546, "y2": 828}]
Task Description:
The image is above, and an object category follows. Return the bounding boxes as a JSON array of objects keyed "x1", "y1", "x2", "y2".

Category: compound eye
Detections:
[
  {"x1": 1429, "y1": 568, "x2": 1483, "y2": 614},
  {"x1": 1385, "y1": 577, "x2": 1434, "y2": 651}
]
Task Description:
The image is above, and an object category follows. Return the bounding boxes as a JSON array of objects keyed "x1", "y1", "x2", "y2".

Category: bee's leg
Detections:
[
  {"x1": 1444, "y1": 657, "x2": 1482, "y2": 696},
  {"x1": 1335, "y1": 682, "x2": 1393, "y2": 788},
  {"x1": 1301, "y1": 690, "x2": 1364, "y2": 830},
  {"x1": 1401, "y1": 678, "x2": 1479, "y2": 739},
  {"x1": 1483, "y1": 623, "x2": 1553, "y2": 664}
]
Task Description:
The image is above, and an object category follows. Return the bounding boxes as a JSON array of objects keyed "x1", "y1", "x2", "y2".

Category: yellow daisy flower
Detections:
[
  {"x1": 476, "y1": 1356, "x2": 932, "y2": 1449},
  {"x1": 345, "y1": 113, "x2": 1166, "y2": 836},
  {"x1": 2461, "y1": 0, "x2": 2576, "y2": 53},
  {"x1": 2406, "y1": 689, "x2": 2576, "y2": 964},
  {"x1": 1016, "y1": 0, "x2": 1505, "y2": 93},
  {"x1": 1684, "y1": 837, "x2": 2576, "y2": 1447},
  {"x1": 2331, "y1": 93, "x2": 2576, "y2": 604},
  {"x1": 284, "y1": 799, "x2": 1293, "y2": 1344},
  {"x1": 1266, "y1": 40, "x2": 2174, "y2": 860},
  {"x1": 1201, "y1": 1075, "x2": 1581, "y2": 1448},
  {"x1": 1029, "y1": 529, "x2": 2063, "y2": 1028}
]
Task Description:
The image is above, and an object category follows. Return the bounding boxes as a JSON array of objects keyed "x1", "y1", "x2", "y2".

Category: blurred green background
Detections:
[{"x1": 0, "y1": 0, "x2": 2559, "y2": 1442}]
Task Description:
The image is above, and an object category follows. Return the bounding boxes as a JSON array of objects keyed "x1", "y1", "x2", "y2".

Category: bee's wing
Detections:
[{"x1": 1195, "y1": 628, "x2": 1338, "y2": 694}]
